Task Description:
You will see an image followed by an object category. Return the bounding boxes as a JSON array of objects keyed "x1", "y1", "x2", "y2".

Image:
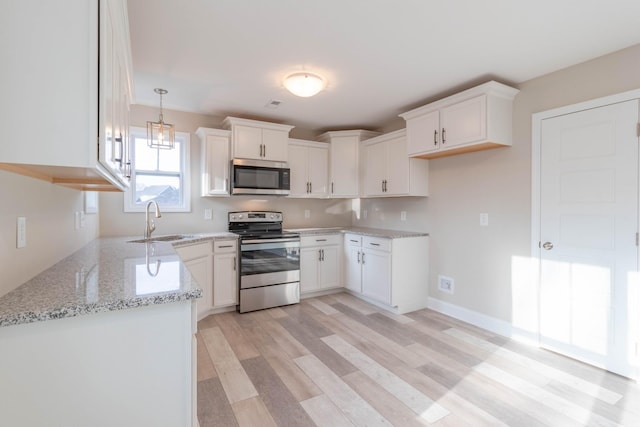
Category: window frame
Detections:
[{"x1": 124, "y1": 126, "x2": 191, "y2": 213}]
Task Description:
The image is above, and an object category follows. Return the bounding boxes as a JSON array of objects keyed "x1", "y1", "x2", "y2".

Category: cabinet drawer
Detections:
[
  {"x1": 301, "y1": 234, "x2": 342, "y2": 247},
  {"x1": 344, "y1": 234, "x2": 362, "y2": 247},
  {"x1": 363, "y1": 236, "x2": 391, "y2": 252},
  {"x1": 175, "y1": 242, "x2": 212, "y2": 261},
  {"x1": 214, "y1": 239, "x2": 238, "y2": 253}
]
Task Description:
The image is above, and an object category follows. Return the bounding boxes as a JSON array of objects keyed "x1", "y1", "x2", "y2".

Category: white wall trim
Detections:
[{"x1": 427, "y1": 297, "x2": 539, "y2": 346}]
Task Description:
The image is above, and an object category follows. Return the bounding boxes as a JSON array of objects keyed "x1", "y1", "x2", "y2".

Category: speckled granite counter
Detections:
[
  {"x1": 286, "y1": 226, "x2": 428, "y2": 239},
  {"x1": 0, "y1": 233, "x2": 237, "y2": 327}
]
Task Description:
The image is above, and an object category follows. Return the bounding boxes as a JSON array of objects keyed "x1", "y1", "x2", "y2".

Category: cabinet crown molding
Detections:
[
  {"x1": 398, "y1": 80, "x2": 519, "y2": 120},
  {"x1": 317, "y1": 129, "x2": 381, "y2": 142},
  {"x1": 222, "y1": 116, "x2": 295, "y2": 132}
]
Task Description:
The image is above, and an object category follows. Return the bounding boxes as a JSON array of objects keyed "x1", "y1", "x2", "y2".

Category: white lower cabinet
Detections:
[
  {"x1": 213, "y1": 240, "x2": 238, "y2": 308},
  {"x1": 175, "y1": 242, "x2": 213, "y2": 319},
  {"x1": 361, "y1": 243, "x2": 392, "y2": 305},
  {"x1": 300, "y1": 234, "x2": 342, "y2": 294},
  {"x1": 343, "y1": 233, "x2": 429, "y2": 314},
  {"x1": 176, "y1": 238, "x2": 238, "y2": 319}
]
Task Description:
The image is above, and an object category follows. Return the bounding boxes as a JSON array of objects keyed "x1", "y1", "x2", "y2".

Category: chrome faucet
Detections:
[{"x1": 144, "y1": 200, "x2": 162, "y2": 239}]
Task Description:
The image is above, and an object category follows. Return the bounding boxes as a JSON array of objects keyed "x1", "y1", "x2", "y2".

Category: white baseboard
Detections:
[{"x1": 427, "y1": 297, "x2": 539, "y2": 346}]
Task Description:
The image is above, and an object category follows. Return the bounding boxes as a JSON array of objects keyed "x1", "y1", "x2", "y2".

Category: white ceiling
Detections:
[{"x1": 127, "y1": 0, "x2": 640, "y2": 132}]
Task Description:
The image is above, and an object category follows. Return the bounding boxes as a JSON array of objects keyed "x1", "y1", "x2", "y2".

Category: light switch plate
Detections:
[
  {"x1": 480, "y1": 213, "x2": 489, "y2": 227},
  {"x1": 204, "y1": 209, "x2": 212, "y2": 220},
  {"x1": 304, "y1": 209, "x2": 310, "y2": 219},
  {"x1": 17, "y1": 217, "x2": 26, "y2": 248}
]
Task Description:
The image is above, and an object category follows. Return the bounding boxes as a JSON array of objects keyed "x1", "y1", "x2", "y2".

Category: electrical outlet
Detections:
[
  {"x1": 80, "y1": 211, "x2": 86, "y2": 228},
  {"x1": 16, "y1": 217, "x2": 26, "y2": 248},
  {"x1": 204, "y1": 209, "x2": 213, "y2": 220},
  {"x1": 438, "y1": 275, "x2": 454, "y2": 294},
  {"x1": 304, "y1": 209, "x2": 310, "y2": 219},
  {"x1": 480, "y1": 213, "x2": 489, "y2": 227},
  {"x1": 401, "y1": 211, "x2": 407, "y2": 221}
]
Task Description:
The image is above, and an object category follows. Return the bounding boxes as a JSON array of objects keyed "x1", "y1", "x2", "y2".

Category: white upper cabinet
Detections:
[
  {"x1": 361, "y1": 129, "x2": 429, "y2": 197},
  {"x1": 400, "y1": 81, "x2": 519, "y2": 159},
  {"x1": 288, "y1": 139, "x2": 329, "y2": 198},
  {"x1": 0, "y1": 0, "x2": 133, "y2": 191},
  {"x1": 223, "y1": 117, "x2": 294, "y2": 162},
  {"x1": 318, "y1": 130, "x2": 380, "y2": 198},
  {"x1": 196, "y1": 128, "x2": 231, "y2": 196}
]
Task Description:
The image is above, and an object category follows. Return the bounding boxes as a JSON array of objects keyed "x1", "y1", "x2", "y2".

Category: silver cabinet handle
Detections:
[
  {"x1": 542, "y1": 242, "x2": 554, "y2": 250},
  {"x1": 316, "y1": 239, "x2": 327, "y2": 242},
  {"x1": 318, "y1": 249, "x2": 322, "y2": 261},
  {"x1": 217, "y1": 244, "x2": 234, "y2": 248},
  {"x1": 263, "y1": 144, "x2": 266, "y2": 158},
  {"x1": 442, "y1": 128, "x2": 446, "y2": 144},
  {"x1": 361, "y1": 252, "x2": 365, "y2": 264},
  {"x1": 331, "y1": 182, "x2": 334, "y2": 193},
  {"x1": 357, "y1": 251, "x2": 360, "y2": 263},
  {"x1": 321, "y1": 249, "x2": 324, "y2": 261},
  {"x1": 370, "y1": 243, "x2": 380, "y2": 246},
  {"x1": 310, "y1": 182, "x2": 312, "y2": 193},
  {"x1": 434, "y1": 129, "x2": 438, "y2": 145},
  {"x1": 350, "y1": 239, "x2": 358, "y2": 243},
  {"x1": 233, "y1": 257, "x2": 236, "y2": 271},
  {"x1": 114, "y1": 134, "x2": 124, "y2": 165}
]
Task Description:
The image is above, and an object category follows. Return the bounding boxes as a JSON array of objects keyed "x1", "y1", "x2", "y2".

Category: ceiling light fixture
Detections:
[
  {"x1": 147, "y1": 88, "x2": 175, "y2": 150},
  {"x1": 283, "y1": 72, "x2": 326, "y2": 97}
]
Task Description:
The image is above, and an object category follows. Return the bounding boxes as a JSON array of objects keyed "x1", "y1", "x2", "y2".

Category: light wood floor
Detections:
[{"x1": 196, "y1": 293, "x2": 640, "y2": 426}]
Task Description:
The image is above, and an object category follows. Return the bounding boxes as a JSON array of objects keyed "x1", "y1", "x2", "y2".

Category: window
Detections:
[{"x1": 124, "y1": 127, "x2": 191, "y2": 212}]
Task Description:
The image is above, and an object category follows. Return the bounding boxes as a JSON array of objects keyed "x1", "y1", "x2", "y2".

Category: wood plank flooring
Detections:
[{"x1": 196, "y1": 293, "x2": 640, "y2": 426}]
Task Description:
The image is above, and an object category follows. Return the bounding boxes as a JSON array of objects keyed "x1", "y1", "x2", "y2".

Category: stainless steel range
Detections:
[{"x1": 229, "y1": 211, "x2": 300, "y2": 313}]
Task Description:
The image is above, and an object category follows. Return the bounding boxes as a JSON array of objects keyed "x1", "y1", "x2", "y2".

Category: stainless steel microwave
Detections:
[{"x1": 230, "y1": 158, "x2": 290, "y2": 195}]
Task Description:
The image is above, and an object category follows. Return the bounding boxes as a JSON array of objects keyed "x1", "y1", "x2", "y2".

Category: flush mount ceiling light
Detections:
[
  {"x1": 283, "y1": 72, "x2": 326, "y2": 97},
  {"x1": 147, "y1": 88, "x2": 175, "y2": 150}
]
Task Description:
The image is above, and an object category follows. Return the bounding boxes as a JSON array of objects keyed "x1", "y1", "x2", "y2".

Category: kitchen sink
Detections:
[{"x1": 127, "y1": 234, "x2": 195, "y2": 243}]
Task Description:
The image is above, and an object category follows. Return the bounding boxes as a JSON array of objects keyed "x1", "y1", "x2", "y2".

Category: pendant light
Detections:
[
  {"x1": 147, "y1": 88, "x2": 175, "y2": 150},
  {"x1": 283, "y1": 72, "x2": 326, "y2": 97}
]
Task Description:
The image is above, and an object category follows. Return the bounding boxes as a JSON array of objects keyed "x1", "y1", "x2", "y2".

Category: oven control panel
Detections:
[{"x1": 229, "y1": 211, "x2": 282, "y2": 222}]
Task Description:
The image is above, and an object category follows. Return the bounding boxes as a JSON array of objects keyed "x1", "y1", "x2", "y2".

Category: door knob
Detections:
[{"x1": 542, "y1": 241, "x2": 554, "y2": 250}]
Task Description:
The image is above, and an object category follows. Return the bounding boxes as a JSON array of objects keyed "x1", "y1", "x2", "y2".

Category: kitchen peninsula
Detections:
[{"x1": 0, "y1": 235, "x2": 230, "y2": 427}]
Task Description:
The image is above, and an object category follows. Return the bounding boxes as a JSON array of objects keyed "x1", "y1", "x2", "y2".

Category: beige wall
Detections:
[
  {"x1": 99, "y1": 105, "x2": 353, "y2": 237},
  {"x1": 354, "y1": 43, "x2": 640, "y2": 327},
  {"x1": 0, "y1": 171, "x2": 99, "y2": 297}
]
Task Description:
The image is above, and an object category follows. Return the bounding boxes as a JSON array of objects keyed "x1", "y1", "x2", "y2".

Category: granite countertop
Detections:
[
  {"x1": 286, "y1": 226, "x2": 428, "y2": 239},
  {"x1": 0, "y1": 234, "x2": 237, "y2": 328}
]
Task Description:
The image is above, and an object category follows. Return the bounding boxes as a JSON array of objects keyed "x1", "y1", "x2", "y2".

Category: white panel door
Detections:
[
  {"x1": 539, "y1": 100, "x2": 639, "y2": 378},
  {"x1": 318, "y1": 245, "x2": 340, "y2": 289},
  {"x1": 300, "y1": 248, "x2": 320, "y2": 293},
  {"x1": 362, "y1": 249, "x2": 391, "y2": 305},
  {"x1": 406, "y1": 109, "x2": 440, "y2": 156},
  {"x1": 386, "y1": 136, "x2": 409, "y2": 195}
]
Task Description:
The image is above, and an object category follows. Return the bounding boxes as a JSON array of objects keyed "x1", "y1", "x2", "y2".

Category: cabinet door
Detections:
[
  {"x1": 407, "y1": 110, "x2": 440, "y2": 156},
  {"x1": 184, "y1": 256, "x2": 213, "y2": 318},
  {"x1": 362, "y1": 249, "x2": 391, "y2": 305},
  {"x1": 364, "y1": 142, "x2": 387, "y2": 196},
  {"x1": 99, "y1": 0, "x2": 117, "y2": 175},
  {"x1": 318, "y1": 245, "x2": 340, "y2": 289},
  {"x1": 343, "y1": 245, "x2": 362, "y2": 292},
  {"x1": 440, "y1": 95, "x2": 487, "y2": 148},
  {"x1": 288, "y1": 144, "x2": 308, "y2": 197},
  {"x1": 385, "y1": 137, "x2": 410, "y2": 195},
  {"x1": 329, "y1": 136, "x2": 359, "y2": 197},
  {"x1": 308, "y1": 146, "x2": 328, "y2": 197},
  {"x1": 202, "y1": 134, "x2": 230, "y2": 196},
  {"x1": 262, "y1": 128, "x2": 288, "y2": 161},
  {"x1": 234, "y1": 125, "x2": 263, "y2": 159},
  {"x1": 213, "y1": 252, "x2": 238, "y2": 307},
  {"x1": 300, "y1": 247, "x2": 320, "y2": 293}
]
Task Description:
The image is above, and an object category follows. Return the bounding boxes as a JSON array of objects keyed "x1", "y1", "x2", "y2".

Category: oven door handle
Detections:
[
  {"x1": 241, "y1": 240, "x2": 301, "y2": 251},
  {"x1": 241, "y1": 237, "x2": 300, "y2": 245}
]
